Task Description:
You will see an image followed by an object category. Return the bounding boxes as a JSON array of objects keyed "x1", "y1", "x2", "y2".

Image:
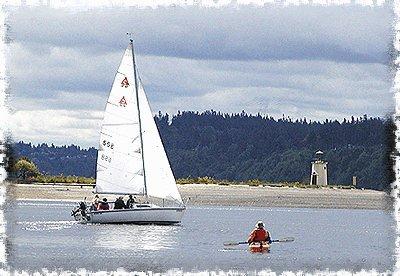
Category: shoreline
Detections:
[{"x1": 5, "y1": 182, "x2": 393, "y2": 210}]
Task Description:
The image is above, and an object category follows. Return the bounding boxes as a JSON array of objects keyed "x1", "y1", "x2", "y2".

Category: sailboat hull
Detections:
[{"x1": 88, "y1": 206, "x2": 185, "y2": 224}]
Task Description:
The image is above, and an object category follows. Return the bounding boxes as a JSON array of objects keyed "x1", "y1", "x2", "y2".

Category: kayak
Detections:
[{"x1": 249, "y1": 242, "x2": 270, "y2": 253}]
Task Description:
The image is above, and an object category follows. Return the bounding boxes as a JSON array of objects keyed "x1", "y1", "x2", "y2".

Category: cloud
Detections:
[
  {"x1": 8, "y1": 43, "x2": 120, "y2": 98},
  {"x1": 9, "y1": 45, "x2": 392, "y2": 112},
  {"x1": 155, "y1": 76, "x2": 392, "y2": 122},
  {"x1": 10, "y1": 90, "x2": 106, "y2": 112},
  {"x1": 10, "y1": 109, "x2": 102, "y2": 147},
  {"x1": 8, "y1": 5, "x2": 392, "y2": 63},
  {"x1": 6, "y1": 5, "x2": 393, "y2": 147},
  {"x1": 139, "y1": 57, "x2": 393, "y2": 119}
]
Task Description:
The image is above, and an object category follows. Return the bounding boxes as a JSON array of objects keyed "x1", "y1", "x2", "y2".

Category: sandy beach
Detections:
[{"x1": 5, "y1": 182, "x2": 392, "y2": 210}]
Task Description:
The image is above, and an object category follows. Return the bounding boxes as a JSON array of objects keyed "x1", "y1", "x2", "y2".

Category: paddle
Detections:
[{"x1": 223, "y1": 237, "x2": 294, "y2": 246}]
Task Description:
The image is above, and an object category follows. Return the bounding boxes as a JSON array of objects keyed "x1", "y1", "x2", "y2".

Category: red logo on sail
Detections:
[
  {"x1": 121, "y1": 77, "x2": 130, "y2": 88},
  {"x1": 119, "y1": 96, "x2": 127, "y2": 107}
]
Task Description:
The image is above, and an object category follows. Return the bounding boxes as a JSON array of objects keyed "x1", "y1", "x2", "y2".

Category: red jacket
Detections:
[
  {"x1": 248, "y1": 228, "x2": 270, "y2": 243},
  {"x1": 98, "y1": 202, "x2": 110, "y2": 210}
]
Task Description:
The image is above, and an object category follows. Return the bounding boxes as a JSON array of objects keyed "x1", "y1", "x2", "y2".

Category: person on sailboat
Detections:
[
  {"x1": 91, "y1": 194, "x2": 100, "y2": 211},
  {"x1": 114, "y1": 196, "x2": 126, "y2": 209},
  {"x1": 98, "y1": 198, "x2": 110, "y2": 210},
  {"x1": 126, "y1": 195, "x2": 136, "y2": 208},
  {"x1": 247, "y1": 221, "x2": 271, "y2": 244},
  {"x1": 71, "y1": 199, "x2": 87, "y2": 218}
]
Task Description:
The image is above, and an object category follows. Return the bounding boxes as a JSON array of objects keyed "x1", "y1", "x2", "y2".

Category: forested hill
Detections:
[{"x1": 11, "y1": 111, "x2": 394, "y2": 191}]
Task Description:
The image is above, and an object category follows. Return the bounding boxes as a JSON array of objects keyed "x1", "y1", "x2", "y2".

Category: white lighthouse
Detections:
[{"x1": 310, "y1": 150, "x2": 328, "y2": 186}]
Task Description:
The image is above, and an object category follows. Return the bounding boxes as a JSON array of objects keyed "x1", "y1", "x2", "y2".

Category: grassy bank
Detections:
[
  {"x1": 176, "y1": 176, "x2": 356, "y2": 189},
  {"x1": 11, "y1": 175, "x2": 356, "y2": 190},
  {"x1": 12, "y1": 175, "x2": 96, "y2": 185},
  {"x1": 7, "y1": 182, "x2": 390, "y2": 210}
]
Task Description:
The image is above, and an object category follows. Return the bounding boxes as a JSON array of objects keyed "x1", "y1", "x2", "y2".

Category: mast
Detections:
[{"x1": 130, "y1": 38, "x2": 148, "y2": 198}]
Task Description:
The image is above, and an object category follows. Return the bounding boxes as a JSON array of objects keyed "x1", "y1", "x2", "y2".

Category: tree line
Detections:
[{"x1": 9, "y1": 111, "x2": 395, "y2": 191}]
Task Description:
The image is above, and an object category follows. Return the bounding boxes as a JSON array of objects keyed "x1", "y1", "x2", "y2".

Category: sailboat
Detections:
[{"x1": 77, "y1": 39, "x2": 185, "y2": 224}]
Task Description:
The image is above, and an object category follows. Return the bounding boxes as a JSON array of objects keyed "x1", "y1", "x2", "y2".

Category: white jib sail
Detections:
[
  {"x1": 95, "y1": 44, "x2": 145, "y2": 195},
  {"x1": 137, "y1": 78, "x2": 183, "y2": 204}
]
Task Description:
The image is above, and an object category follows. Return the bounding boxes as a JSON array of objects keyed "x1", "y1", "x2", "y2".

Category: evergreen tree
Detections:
[{"x1": 10, "y1": 111, "x2": 391, "y2": 191}]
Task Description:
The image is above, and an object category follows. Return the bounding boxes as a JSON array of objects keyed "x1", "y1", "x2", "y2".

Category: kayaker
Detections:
[{"x1": 247, "y1": 220, "x2": 271, "y2": 244}]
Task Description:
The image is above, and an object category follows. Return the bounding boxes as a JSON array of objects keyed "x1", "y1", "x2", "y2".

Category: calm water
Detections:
[{"x1": 4, "y1": 200, "x2": 396, "y2": 273}]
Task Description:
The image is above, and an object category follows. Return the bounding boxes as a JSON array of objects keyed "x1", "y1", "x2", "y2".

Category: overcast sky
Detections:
[{"x1": 7, "y1": 4, "x2": 394, "y2": 147}]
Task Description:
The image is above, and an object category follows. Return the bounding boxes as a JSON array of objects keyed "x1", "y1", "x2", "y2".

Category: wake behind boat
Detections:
[{"x1": 72, "y1": 37, "x2": 185, "y2": 224}]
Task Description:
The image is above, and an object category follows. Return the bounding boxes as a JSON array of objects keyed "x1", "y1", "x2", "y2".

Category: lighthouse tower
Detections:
[{"x1": 310, "y1": 150, "x2": 328, "y2": 186}]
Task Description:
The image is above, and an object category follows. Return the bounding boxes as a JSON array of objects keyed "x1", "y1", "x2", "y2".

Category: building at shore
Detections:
[{"x1": 310, "y1": 150, "x2": 328, "y2": 186}]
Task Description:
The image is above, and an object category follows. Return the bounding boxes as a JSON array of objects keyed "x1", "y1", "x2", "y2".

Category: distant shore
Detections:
[{"x1": 5, "y1": 182, "x2": 392, "y2": 210}]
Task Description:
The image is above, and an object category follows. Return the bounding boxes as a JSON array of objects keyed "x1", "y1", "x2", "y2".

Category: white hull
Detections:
[{"x1": 88, "y1": 205, "x2": 185, "y2": 224}]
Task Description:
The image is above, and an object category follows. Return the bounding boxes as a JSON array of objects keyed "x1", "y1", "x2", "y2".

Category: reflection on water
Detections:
[
  {"x1": 4, "y1": 200, "x2": 396, "y2": 273},
  {"x1": 93, "y1": 224, "x2": 180, "y2": 251},
  {"x1": 16, "y1": 201, "x2": 70, "y2": 207}
]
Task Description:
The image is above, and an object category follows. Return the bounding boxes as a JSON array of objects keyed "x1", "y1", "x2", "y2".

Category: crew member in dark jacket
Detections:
[
  {"x1": 114, "y1": 196, "x2": 126, "y2": 209},
  {"x1": 126, "y1": 195, "x2": 136, "y2": 208}
]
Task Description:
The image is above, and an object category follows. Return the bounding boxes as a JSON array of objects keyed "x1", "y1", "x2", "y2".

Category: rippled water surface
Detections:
[{"x1": 4, "y1": 200, "x2": 395, "y2": 273}]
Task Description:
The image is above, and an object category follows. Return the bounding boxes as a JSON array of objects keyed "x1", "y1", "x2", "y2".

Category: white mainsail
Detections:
[
  {"x1": 96, "y1": 44, "x2": 144, "y2": 195},
  {"x1": 95, "y1": 42, "x2": 182, "y2": 204}
]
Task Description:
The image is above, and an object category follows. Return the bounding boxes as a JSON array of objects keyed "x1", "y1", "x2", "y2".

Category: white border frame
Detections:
[{"x1": 0, "y1": 0, "x2": 397, "y2": 275}]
